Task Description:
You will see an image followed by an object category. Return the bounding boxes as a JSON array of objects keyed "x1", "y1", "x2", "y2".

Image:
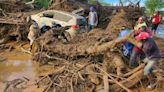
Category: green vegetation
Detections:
[
  {"x1": 144, "y1": 0, "x2": 164, "y2": 15},
  {"x1": 35, "y1": 0, "x2": 49, "y2": 9},
  {"x1": 24, "y1": 0, "x2": 49, "y2": 9}
]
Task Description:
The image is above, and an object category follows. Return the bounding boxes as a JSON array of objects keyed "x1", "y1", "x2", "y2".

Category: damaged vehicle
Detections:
[{"x1": 29, "y1": 10, "x2": 86, "y2": 29}]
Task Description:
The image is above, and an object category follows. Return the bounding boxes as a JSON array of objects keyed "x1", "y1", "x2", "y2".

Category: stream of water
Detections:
[{"x1": 0, "y1": 51, "x2": 38, "y2": 82}]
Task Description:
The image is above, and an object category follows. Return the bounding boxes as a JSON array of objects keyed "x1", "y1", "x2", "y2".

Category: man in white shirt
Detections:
[{"x1": 87, "y1": 6, "x2": 98, "y2": 32}]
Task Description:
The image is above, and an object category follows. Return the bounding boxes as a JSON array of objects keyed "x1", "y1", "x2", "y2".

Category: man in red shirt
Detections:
[
  {"x1": 151, "y1": 11, "x2": 161, "y2": 35},
  {"x1": 129, "y1": 24, "x2": 152, "y2": 68}
]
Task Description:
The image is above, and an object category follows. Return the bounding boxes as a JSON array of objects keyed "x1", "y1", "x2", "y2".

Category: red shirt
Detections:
[
  {"x1": 152, "y1": 14, "x2": 160, "y2": 24},
  {"x1": 132, "y1": 46, "x2": 142, "y2": 52}
]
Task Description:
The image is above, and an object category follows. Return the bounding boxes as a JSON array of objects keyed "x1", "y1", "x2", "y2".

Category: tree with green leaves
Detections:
[{"x1": 145, "y1": 0, "x2": 164, "y2": 15}]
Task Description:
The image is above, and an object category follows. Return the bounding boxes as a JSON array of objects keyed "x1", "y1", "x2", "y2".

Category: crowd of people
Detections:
[{"x1": 117, "y1": 11, "x2": 161, "y2": 90}]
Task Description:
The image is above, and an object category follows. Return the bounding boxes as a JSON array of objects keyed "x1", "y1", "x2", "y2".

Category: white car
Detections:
[{"x1": 30, "y1": 10, "x2": 86, "y2": 29}]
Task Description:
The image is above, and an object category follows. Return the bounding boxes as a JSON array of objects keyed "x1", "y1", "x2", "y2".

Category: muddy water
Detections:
[
  {"x1": 0, "y1": 50, "x2": 38, "y2": 82},
  {"x1": 157, "y1": 25, "x2": 164, "y2": 38}
]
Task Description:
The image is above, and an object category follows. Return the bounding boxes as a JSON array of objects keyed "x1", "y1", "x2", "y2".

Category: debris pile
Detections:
[
  {"x1": 0, "y1": 1, "x2": 32, "y2": 44},
  {"x1": 31, "y1": 7, "x2": 164, "y2": 92},
  {"x1": 49, "y1": 0, "x2": 75, "y2": 12},
  {"x1": 106, "y1": 8, "x2": 143, "y2": 38},
  {"x1": 0, "y1": 1, "x2": 163, "y2": 92}
]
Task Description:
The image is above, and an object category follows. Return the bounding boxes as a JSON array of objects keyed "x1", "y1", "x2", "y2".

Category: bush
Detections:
[{"x1": 25, "y1": 0, "x2": 50, "y2": 9}]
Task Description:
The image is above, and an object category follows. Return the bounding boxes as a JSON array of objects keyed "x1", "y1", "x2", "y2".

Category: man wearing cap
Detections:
[
  {"x1": 135, "y1": 32, "x2": 161, "y2": 89},
  {"x1": 86, "y1": 6, "x2": 98, "y2": 32},
  {"x1": 112, "y1": 31, "x2": 161, "y2": 89}
]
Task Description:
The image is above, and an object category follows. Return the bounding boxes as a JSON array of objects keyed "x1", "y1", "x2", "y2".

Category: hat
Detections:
[
  {"x1": 135, "y1": 32, "x2": 150, "y2": 41},
  {"x1": 90, "y1": 6, "x2": 95, "y2": 11}
]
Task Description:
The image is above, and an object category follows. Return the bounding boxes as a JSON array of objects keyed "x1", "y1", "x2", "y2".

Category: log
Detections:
[
  {"x1": 103, "y1": 75, "x2": 109, "y2": 92},
  {"x1": 86, "y1": 33, "x2": 142, "y2": 55},
  {"x1": 103, "y1": 53, "x2": 109, "y2": 92},
  {"x1": 112, "y1": 69, "x2": 143, "y2": 92},
  {"x1": 123, "y1": 64, "x2": 145, "y2": 77}
]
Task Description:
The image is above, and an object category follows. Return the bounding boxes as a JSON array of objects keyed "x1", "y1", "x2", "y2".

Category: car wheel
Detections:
[{"x1": 52, "y1": 24, "x2": 62, "y2": 29}]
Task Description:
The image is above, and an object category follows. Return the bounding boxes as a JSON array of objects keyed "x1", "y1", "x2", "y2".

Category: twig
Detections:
[
  {"x1": 108, "y1": 73, "x2": 126, "y2": 80},
  {"x1": 95, "y1": 65, "x2": 132, "y2": 92},
  {"x1": 44, "y1": 75, "x2": 55, "y2": 92},
  {"x1": 44, "y1": 53, "x2": 68, "y2": 62},
  {"x1": 123, "y1": 64, "x2": 145, "y2": 77},
  {"x1": 21, "y1": 47, "x2": 33, "y2": 55},
  {"x1": 35, "y1": 76, "x2": 48, "y2": 85},
  {"x1": 103, "y1": 75, "x2": 109, "y2": 92},
  {"x1": 39, "y1": 44, "x2": 44, "y2": 60},
  {"x1": 70, "y1": 77, "x2": 74, "y2": 92},
  {"x1": 103, "y1": 54, "x2": 109, "y2": 92},
  {"x1": 44, "y1": 82, "x2": 52, "y2": 92},
  {"x1": 76, "y1": 63, "x2": 92, "y2": 72},
  {"x1": 78, "y1": 72, "x2": 85, "y2": 81}
]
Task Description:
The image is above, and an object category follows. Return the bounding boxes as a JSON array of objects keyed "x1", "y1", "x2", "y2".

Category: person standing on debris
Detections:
[
  {"x1": 28, "y1": 20, "x2": 40, "y2": 51},
  {"x1": 134, "y1": 16, "x2": 147, "y2": 31},
  {"x1": 86, "y1": 6, "x2": 98, "y2": 32},
  {"x1": 151, "y1": 11, "x2": 161, "y2": 35},
  {"x1": 135, "y1": 32, "x2": 161, "y2": 89}
]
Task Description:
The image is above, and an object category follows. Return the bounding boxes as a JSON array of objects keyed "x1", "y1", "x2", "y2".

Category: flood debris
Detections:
[
  {"x1": 0, "y1": 0, "x2": 163, "y2": 92},
  {"x1": 31, "y1": 8, "x2": 163, "y2": 92}
]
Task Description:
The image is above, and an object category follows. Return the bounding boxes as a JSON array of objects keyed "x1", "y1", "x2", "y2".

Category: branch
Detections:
[
  {"x1": 95, "y1": 65, "x2": 132, "y2": 92},
  {"x1": 123, "y1": 64, "x2": 145, "y2": 77}
]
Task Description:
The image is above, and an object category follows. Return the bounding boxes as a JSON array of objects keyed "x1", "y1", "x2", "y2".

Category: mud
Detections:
[
  {"x1": 0, "y1": 43, "x2": 36, "y2": 81},
  {"x1": 0, "y1": 0, "x2": 163, "y2": 92}
]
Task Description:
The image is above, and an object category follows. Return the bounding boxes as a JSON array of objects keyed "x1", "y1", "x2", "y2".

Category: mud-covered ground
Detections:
[{"x1": 0, "y1": 0, "x2": 164, "y2": 92}]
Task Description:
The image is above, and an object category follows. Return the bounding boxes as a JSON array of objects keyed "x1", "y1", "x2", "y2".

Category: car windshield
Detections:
[{"x1": 53, "y1": 12, "x2": 72, "y2": 22}]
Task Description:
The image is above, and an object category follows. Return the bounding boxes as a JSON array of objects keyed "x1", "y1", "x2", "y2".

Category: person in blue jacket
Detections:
[{"x1": 118, "y1": 28, "x2": 133, "y2": 58}]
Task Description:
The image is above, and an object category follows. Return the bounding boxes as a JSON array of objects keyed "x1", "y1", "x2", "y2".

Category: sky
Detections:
[{"x1": 103, "y1": 0, "x2": 145, "y2": 6}]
